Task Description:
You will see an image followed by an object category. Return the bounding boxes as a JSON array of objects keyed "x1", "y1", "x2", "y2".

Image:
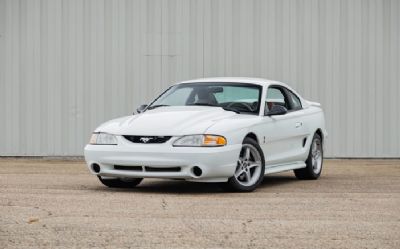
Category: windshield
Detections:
[{"x1": 148, "y1": 83, "x2": 262, "y2": 114}]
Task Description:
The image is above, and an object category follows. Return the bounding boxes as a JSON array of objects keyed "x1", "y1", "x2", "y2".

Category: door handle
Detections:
[{"x1": 295, "y1": 122, "x2": 302, "y2": 128}]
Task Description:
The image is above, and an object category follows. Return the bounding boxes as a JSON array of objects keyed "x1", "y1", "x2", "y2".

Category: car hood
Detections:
[{"x1": 95, "y1": 106, "x2": 238, "y2": 136}]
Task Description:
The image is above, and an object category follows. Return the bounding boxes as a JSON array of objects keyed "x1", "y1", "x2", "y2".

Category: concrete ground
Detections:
[{"x1": 0, "y1": 159, "x2": 399, "y2": 249}]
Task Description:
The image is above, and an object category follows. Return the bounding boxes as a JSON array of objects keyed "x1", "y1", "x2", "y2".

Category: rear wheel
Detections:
[
  {"x1": 223, "y1": 137, "x2": 265, "y2": 192},
  {"x1": 97, "y1": 176, "x2": 143, "y2": 188},
  {"x1": 294, "y1": 133, "x2": 323, "y2": 180}
]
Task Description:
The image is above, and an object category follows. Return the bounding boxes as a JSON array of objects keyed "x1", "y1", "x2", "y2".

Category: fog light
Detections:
[
  {"x1": 192, "y1": 166, "x2": 202, "y2": 177},
  {"x1": 92, "y1": 164, "x2": 101, "y2": 173}
]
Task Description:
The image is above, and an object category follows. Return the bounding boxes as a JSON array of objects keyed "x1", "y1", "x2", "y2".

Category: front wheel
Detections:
[
  {"x1": 294, "y1": 133, "x2": 323, "y2": 180},
  {"x1": 223, "y1": 137, "x2": 265, "y2": 192},
  {"x1": 97, "y1": 176, "x2": 143, "y2": 188}
]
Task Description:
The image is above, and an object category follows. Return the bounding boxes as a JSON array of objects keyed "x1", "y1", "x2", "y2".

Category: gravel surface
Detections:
[{"x1": 0, "y1": 159, "x2": 399, "y2": 249}]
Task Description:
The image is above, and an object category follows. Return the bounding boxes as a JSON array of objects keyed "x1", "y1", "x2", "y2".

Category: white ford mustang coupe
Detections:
[{"x1": 84, "y1": 77, "x2": 327, "y2": 191}]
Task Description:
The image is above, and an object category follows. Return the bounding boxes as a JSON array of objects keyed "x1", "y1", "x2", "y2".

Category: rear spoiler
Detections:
[{"x1": 306, "y1": 101, "x2": 321, "y2": 107}]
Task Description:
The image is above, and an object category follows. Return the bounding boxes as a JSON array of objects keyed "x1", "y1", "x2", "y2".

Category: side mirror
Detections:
[
  {"x1": 136, "y1": 104, "x2": 148, "y2": 114},
  {"x1": 265, "y1": 105, "x2": 287, "y2": 116}
]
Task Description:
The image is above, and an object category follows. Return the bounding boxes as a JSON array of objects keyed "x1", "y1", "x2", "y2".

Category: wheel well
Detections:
[
  {"x1": 244, "y1": 133, "x2": 258, "y2": 143},
  {"x1": 315, "y1": 129, "x2": 323, "y2": 144}
]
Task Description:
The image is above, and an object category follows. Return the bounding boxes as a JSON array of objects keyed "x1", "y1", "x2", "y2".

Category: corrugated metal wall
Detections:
[{"x1": 0, "y1": 0, "x2": 399, "y2": 157}]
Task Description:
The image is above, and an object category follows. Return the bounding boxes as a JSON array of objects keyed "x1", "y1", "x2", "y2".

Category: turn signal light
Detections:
[{"x1": 204, "y1": 135, "x2": 227, "y2": 146}]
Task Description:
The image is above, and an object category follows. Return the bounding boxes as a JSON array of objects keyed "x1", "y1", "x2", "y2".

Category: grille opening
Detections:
[
  {"x1": 144, "y1": 166, "x2": 181, "y2": 172},
  {"x1": 302, "y1": 137, "x2": 307, "y2": 147},
  {"x1": 114, "y1": 165, "x2": 142, "y2": 171},
  {"x1": 123, "y1": 135, "x2": 172, "y2": 144}
]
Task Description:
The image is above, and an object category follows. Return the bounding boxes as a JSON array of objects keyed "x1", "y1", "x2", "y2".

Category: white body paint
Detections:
[{"x1": 84, "y1": 78, "x2": 327, "y2": 182}]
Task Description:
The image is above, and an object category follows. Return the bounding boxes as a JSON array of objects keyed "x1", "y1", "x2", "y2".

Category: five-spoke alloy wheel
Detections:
[{"x1": 224, "y1": 137, "x2": 265, "y2": 192}]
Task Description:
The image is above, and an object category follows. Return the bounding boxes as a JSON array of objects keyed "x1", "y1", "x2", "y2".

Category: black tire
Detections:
[
  {"x1": 97, "y1": 176, "x2": 143, "y2": 188},
  {"x1": 294, "y1": 133, "x2": 323, "y2": 180},
  {"x1": 222, "y1": 137, "x2": 265, "y2": 192}
]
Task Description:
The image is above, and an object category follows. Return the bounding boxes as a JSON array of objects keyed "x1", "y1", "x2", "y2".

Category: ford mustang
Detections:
[{"x1": 84, "y1": 77, "x2": 327, "y2": 191}]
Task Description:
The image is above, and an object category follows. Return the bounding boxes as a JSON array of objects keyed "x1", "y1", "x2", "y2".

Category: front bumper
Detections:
[{"x1": 84, "y1": 136, "x2": 241, "y2": 182}]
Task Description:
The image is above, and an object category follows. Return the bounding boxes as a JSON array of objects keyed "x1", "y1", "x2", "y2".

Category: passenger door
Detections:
[{"x1": 259, "y1": 86, "x2": 308, "y2": 166}]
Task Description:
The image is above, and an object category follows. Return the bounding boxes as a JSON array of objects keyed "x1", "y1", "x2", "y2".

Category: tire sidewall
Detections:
[
  {"x1": 98, "y1": 176, "x2": 143, "y2": 188},
  {"x1": 306, "y1": 134, "x2": 323, "y2": 178}
]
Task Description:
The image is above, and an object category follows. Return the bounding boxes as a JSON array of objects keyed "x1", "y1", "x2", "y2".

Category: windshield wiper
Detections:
[
  {"x1": 222, "y1": 107, "x2": 240, "y2": 114},
  {"x1": 147, "y1": 104, "x2": 170, "y2": 110},
  {"x1": 188, "y1": 103, "x2": 217, "y2": 107},
  {"x1": 188, "y1": 103, "x2": 240, "y2": 114}
]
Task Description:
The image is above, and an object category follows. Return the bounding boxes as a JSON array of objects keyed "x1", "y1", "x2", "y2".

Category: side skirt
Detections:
[{"x1": 264, "y1": 161, "x2": 306, "y2": 175}]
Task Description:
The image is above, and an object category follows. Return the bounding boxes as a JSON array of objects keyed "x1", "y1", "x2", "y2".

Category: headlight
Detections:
[
  {"x1": 89, "y1": 133, "x2": 118, "y2": 145},
  {"x1": 173, "y1": 135, "x2": 227, "y2": 147}
]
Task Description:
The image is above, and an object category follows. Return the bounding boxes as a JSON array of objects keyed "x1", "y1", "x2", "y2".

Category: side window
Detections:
[
  {"x1": 266, "y1": 87, "x2": 289, "y2": 111},
  {"x1": 286, "y1": 90, "x2": 302, "y2": 110}
]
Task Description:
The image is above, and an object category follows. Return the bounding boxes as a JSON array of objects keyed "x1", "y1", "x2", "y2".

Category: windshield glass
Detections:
[{"x1": 148, "y1": 83, "x2": 262, "y2": 114}]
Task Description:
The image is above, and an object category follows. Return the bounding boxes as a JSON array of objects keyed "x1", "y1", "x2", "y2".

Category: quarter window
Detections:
[{"x1": 286, "y1": 90, "x2": 302, "y2": 110}]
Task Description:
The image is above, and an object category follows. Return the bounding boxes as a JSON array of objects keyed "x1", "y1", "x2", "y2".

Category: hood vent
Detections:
[{"x1": 123, "y1": 135, "x2": 171, "y2": 144}]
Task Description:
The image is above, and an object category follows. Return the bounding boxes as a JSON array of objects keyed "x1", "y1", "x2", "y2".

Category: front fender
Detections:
[{"x1": 205, "y1": 116, "x2": 263, "y2": 146}]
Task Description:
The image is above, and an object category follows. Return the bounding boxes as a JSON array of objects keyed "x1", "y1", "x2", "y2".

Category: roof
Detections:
[{"x1": 178, "y1": 77, "x2": 282, "y2": 87}]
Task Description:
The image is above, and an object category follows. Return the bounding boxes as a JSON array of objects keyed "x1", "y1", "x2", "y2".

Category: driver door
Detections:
[{"x1": 260, "y1": 86, "x2": 307, "y2": 166}]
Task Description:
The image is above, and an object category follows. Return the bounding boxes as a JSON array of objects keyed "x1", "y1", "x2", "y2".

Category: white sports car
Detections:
[{"x1": 84, "y1": 77, "x2": 327, "y2": 191}]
